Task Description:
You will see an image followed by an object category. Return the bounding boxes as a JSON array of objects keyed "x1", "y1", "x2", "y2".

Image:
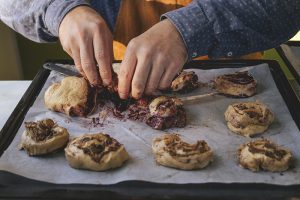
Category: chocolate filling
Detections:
[
  {"x1": 75, "y1": 134, "x2": 121, "y2": 163},
  {"x1": 125, "y1": 97, "x2": 155, "y2": 121},
  {"x1": 232, "y1": 103, "x2": 271, "y2": 125},
  {"x1": 221, "y1": 71, "x2": 255, "y2": 85},
  {"x1": 235, "y1": 104, "x2": 248, "y2": 110},
  {"x1": 146, "y1": 107, "x2": 186, "y2": 130},
  {"x1": 127, "y1": 106, "x2": 149, "y2": 121},
  {"x1": 161, "y1": 135, "x2": 210, "y2": 157},
  {"x1": 247, "y1": 140, "x2": 288, "y2": 160},
  {"x1": 86, "y1": 84, "x2": 186, "y2": 130},
  {"x1": 98, "y1": 86, "x2": 133, "y2": 112},
  {"x1": 25, "y1": 119, "x2": 59, "y2": 142},
  {"x1": 174, "y1": 72, "x2": 199, "y2": 93},
  {"x1": 246, "y1": 110, "x2": 263, "y2": 119},
  {"x1": 155, "y1": 99, "x2": 177, "y2": 117}
]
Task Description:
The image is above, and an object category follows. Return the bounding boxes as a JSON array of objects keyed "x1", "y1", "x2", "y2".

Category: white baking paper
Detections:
[{"x1": 0, "y1": 63, "x2": 300, "y2": 185}]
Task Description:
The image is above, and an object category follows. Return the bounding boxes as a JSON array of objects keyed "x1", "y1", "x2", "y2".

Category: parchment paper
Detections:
[{"x1": 1, "y1": 63, "x2": 300, "y2": 185}]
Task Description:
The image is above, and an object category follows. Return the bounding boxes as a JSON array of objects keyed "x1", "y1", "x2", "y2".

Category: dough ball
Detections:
[{"x1": 44, "y1": 76, "x2": 97, "y2": 117}]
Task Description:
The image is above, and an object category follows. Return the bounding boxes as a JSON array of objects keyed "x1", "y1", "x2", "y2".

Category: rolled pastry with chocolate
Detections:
[
  {"x1": 19, "y1": 119, "x2": 69, "y2": 156},
  {"x1": 146, "y1": 96, "x2": 186, "y2": 130},
  {"x1": 65, "y1": 133, "x2": 129, "y2": 171},
  {"x1": 44, "y1": 76, "x2": 97, "y2": 117},
  {"x1": 152, "y1": 134, "x2": 213, "y2": 170},
  {"x1": 238, "y1": 139, "x2": 293, "y2": 172},
  {"x1": 214, "y1": 71, "x2": 257, "y2": 97},
  {"x1": 224, "y1": 102, "x2": 274, "y2": 137},
  {"x1": 171, "y1": 71, "x2": 199, "y2": 93}
]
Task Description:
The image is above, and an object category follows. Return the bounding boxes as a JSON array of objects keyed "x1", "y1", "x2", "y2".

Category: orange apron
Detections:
[{"x1": 113, "y1": 0, "x2": 263, "y2": 61}]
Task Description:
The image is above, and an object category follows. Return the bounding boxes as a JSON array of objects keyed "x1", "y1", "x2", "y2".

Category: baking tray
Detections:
[
  {"x1": 1, "y1": 59, "x2": 300, "y2": 200},
  {"x1": 276, "y1": 41, "x2": 300, "y2": 85}
]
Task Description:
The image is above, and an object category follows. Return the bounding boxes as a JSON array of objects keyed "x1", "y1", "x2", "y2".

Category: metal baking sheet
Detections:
[
  {"x1": 0, "y1": 61, "x2": 300, "y2": 199},
  {"x1": 1, "y1": 62, "x2": 300, "y2": 185},
  {"x1": 276, "y1": 41, "x2": 300, "y2": 85}
]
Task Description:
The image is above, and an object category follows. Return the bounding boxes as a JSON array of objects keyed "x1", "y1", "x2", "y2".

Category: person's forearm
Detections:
[
  {"x1": 163, "y1": 0, "x2": 300, "y2": 59},
  {"x1": 0, "y1": 0, "x2": 89, "y2": 43}
]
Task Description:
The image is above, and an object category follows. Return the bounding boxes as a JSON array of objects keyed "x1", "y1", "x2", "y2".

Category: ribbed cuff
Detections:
[
  {"x1": 45, "y1": 0, "x2": 90, "y2": 37},
  {"x1": 161, "y1": 3, "x2": 214, "y2": 60}
]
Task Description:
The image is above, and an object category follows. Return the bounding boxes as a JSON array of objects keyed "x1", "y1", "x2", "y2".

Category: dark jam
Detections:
[
  {"x1": 76, "y1": 134, "x2": 121, "y2": 163},
  {"x1": 146, "y1": 108, "x2": 186, "y2": 130},
  {"x1": 248, "y1": 140, "x2": 287, "y2": 160},
  {"x1": 25, "y1": 120, "x2": 58, "y2": 142},
  {"x1": 163, "y1": 135, "x2": 210, "y2": 157},
  {"x1": 222, "y1": 71, "x2": 255, "y2": 85}
]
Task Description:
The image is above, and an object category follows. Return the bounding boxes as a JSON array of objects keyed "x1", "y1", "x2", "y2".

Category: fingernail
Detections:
[
  {"x1": 91, "y1": 78, "x2": 100, "y2": 87},
  {"x1": 119, "y1": 93, "x2": 127, "y2": 99},
  {"x1": 120, "y1": 95, "x2": 127, "y2": 100}
]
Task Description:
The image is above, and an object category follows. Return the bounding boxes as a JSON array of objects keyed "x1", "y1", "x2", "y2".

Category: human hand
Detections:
[
  {"x1": 118, "y1": 19, "x2": 188, "y2": 99},
  {"x1": 59, "y1": 6, "x2": 113, "y2": 86}
]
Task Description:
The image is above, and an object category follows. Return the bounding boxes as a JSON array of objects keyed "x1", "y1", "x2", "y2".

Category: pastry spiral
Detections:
[
  {"x1": 152, "y1": 134, "x2": 213, "y2": 170},
  {"x1": 225, "y1": 102, "x2": 274, "y2": 137}
]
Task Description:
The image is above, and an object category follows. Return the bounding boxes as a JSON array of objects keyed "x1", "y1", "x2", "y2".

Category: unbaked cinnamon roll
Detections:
[
  {"x1": 224, "y1": 102, "x2": 274, "y2": 137},
  {"x1": 146, "y1": 96, "x2": 186, "y2": 130},
  {"x1": 19, "y1": 119, "x2": 69, "y2": 156},
  {"x1": 171, "y1": 71, "x2": 199, "y2": 93},
  {"x1": 214, "y1": 71, "x2": 257, "y2": 97},
  {"x1": 152, "y1": 134, "x2": 213, "y2": 170},
  {"x1": 238, "y1": 139, "x2": 293, "y2": 172},
  {"x1": 65, "y1": 133, "x2": 129, "y2": 171}
]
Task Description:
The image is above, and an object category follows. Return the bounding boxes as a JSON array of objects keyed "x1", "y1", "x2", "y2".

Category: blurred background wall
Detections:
[
  {"x1": 16, "y1": 32, "x2": 70, "y2": 79},
  {"x1": 0, "y1": 21, "x2": 23, "y2": 80},
  {"x1": 0, "y1": 21, "x2": 70, "y2": 80}
]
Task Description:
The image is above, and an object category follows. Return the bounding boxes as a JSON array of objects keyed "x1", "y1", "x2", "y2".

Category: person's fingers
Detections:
[
  {"x1": 118, "y1": 51, "x2": 137, "y2": 99},
  {"x1": 144, "y1": 57, "x2": 165, "y2": 95},
  {"x1": 93, "y1": 30, "x2": 112, "y2": 86},
  {"x1": 158, "y1": 63, "x2": 181, "y2": 90},
  {"x1": 131, "y1": 56, "x2": 152, "y2": 99},
  {"x1": 62, "y1": 46, "x2": 72, "y2": 58},
  {"x1": 80, "y1": 39, "x2": 100, "y2": 86},
  {"x1": 71, "y1": 47, "x2": 86, "y2": 78}
]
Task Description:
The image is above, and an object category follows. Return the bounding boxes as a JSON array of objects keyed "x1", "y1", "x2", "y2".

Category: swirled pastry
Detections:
[
  {"x1": 171, "y1": 71, "x2": 199, "y2": 93},
  {"x1": 224, "y1": 102, "x2": 274, "y2": 137},
  {"x1": 65, "y1": 133, "x2": 129, "y2": 171},
  {"x1": 152, "y1": 134, "x2": 213, "y2": 170},
  {"x1": 238, "y1": 139, "x2": 293, "y2": 172},
  {"x1": 149, "y1": 96, "x2": 183, "y2": 118},
  {"x1": 20, "y1": 119, "x2": 69, "y2": 156},
  {"x1": 214, "y1": 71, "x2": 257, "y2": 97},
  {"x1": 44, "y1": 76, "x2": 97, "y2": 117},
  {"x1": 146, "y1": 96, "x2": 186, "y2": 130}
]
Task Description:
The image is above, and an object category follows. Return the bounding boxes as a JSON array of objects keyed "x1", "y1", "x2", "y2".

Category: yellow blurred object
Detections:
[
  {"x1": 0, "y1": 22, "x2": 23, "y2": 80},
  {"x1": 113, "y1": 0, "x2": 264, "y2": 61},
  {"x1": 290, "y1": 31, "x2": 300, "y2": 41},
  {"x1": 194, "y1": 52, "x2": 263, "y2": 60}
]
